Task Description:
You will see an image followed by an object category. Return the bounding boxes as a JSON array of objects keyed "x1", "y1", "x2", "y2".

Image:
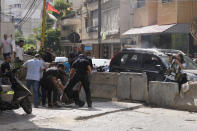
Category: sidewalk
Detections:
[{"x1": 0, "y1": 101, "x2": 142, "y2": 131}]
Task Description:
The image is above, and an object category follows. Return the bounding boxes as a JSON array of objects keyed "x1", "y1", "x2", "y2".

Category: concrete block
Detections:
[
  {"x1": 117, "y1": 72, "x2": 148, "y2": 102},
  {"x1": 90, "y1": 72, "x2": 119, "y2": 99},
  {"x1": 149, "y1": 81, "x2": 179, "y2": 107},
  {"x1": 174, "y1": 82, "x2": 197, "y2": 111}
]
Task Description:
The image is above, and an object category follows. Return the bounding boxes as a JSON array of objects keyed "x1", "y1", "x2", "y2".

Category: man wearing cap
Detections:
[{"x1": 24, "y1": 54, "x2": 44, "y2": 108}]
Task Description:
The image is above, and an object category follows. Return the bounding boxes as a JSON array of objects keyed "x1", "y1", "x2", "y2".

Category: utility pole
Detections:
[
  {"x1": 41, "y1": 0, "x2": 47, "y2": 47},
  {"x1": 98, "y1": 0, "x2": 102, "y2": 58}
]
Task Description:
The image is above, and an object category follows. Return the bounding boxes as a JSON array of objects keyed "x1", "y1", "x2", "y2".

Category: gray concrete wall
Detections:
[
  {"x1": 89, "y1": 72, "x2": 197, "y2": 112},
  {"x1": 90, "y1": 72, "x2": 148, "y2": 102},
  {"x1": 117, "y1": 72, "x2": 148, "y2": 102},
  {"x1": 149, "y1": 81, "x2": 197, "y2": 112},
  {"x1": 90, "y1": 72, "x2": 119, "y2": 99},
  {"x1": 149, "y1": 81, "x2": 179, "y2": 107}
]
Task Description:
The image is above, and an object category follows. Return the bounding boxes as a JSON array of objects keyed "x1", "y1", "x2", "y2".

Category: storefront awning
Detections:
[{"x1": 123, "y1": 24, "x2": 190, "y2": 35}]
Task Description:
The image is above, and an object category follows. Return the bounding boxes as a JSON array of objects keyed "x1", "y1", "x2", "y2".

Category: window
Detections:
[
  {"x1": 137, "y1": 0, "x2": 145, "y2": 8},
  {"x1": 162, "y1": 0, "x2": 173, "y2": 3},
  {"x1": 125, "y1": 53, "x2": 141, "y2": 67},
  {"x1": 120, "y1": 54, "x2": 129, "y2": 65},
  {"x1": 142, "y1": 55, "x2": 162, "y2": 71},
  {"x1": 91, "y1": 9, "x2": 98, "y2": 26},
  {"x1": 14, "y1": 4, "x2": 21, "y2": 8}
]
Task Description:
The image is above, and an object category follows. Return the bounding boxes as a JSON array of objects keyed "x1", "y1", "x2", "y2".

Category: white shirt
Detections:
[
  {"x1": 24, "y1": 58, "x2": 44, "y2": 81},
  {"x1": 1, "y1": 39, "x2": 12, "y2": 54},
  {"x1": 15, "y1": 46, "x2": 24, "y2": 61}
]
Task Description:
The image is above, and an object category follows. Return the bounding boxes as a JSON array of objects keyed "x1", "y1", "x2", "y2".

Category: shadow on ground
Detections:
[{"x1": 0, "y1": 111, "x2": 70, "y2": 131}]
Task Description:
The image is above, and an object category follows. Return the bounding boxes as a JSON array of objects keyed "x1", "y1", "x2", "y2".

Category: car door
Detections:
[{"x1": 141, "y1": 54, "x2": 165, "y2": 81}]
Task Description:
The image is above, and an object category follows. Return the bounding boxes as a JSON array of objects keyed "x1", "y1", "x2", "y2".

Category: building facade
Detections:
[
  {"x1": 81, "y1": 0, "x2": 138, "y2": 58},
  {"x1": 81, "y1": 0, "x2": 121, "y2": 58},
  {"x1": 60, "y1": 0, "x2": 83, "y2": 56},
  {"x1": 124, "y1": 0, "x2": 197, "y2": 56},
  {"x1": 0, "y1": 0, "x2": 15, "y2": 39}
]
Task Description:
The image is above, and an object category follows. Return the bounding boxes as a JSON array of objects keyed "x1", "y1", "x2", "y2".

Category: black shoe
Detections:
[
  {"x1": 88, "y1": 102, "x2": 92, "y2": 108},
  {"x1": 53, "y1": 103, "x2": 61, "y2": 108},
  {"x1": 75, "y1": 100, "x2": 85, "y2": 107},
  {"x1": 48, "y1": 103, "x2": 53, "y2": 108}
]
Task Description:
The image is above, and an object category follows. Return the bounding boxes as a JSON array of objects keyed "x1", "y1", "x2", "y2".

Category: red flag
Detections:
[{"x1": 46, "y1": 2, "x2": 60, "y2": 14}]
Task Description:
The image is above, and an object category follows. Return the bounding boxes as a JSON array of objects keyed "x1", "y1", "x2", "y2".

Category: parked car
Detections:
[
  {"x1": 54, "y1": 57, "x2": 68, "y2": 63},
  {"x1": 92, "y1": 59, "x2": 110, "y2": 72},
  {"x1": 109, "y1": 48, "x2": 197, "y2": 81}
]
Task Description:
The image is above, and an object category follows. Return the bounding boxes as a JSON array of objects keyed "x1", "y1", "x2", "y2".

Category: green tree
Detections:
[
  {"x1": 53, "y1": 0, "x2": 72, "y2": 19},
  {"x1": 25, "y1": 34, "x2": 36, "y2": 44},
  {"x1": 15, "y1": 30, "x2": 24, "y2": 42}
]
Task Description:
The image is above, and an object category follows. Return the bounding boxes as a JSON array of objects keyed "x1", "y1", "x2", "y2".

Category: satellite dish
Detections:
[{"x1": 191, "y1": 18, "x2": 197, "y2": 40}]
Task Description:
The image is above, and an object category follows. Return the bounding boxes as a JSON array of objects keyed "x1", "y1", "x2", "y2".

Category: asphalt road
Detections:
[{"x1": 1, "y1": 101, "x2": 197, "y2": 131}]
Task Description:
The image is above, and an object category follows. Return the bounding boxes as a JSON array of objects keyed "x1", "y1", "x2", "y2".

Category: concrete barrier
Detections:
[
  {"x1": 149, "y1": 81, "x2": 197, "y2": 111},
  {"x1": 117, "y1": 72, "x2": 148, "y2": 102},
  {"x1": 90, "y1": 72, "x2": 148, "y2": 102},
  {"x1": 149, "y1": 81, "x2": 179, "y2": 107},
  {"x1": 174, "y1": 82, "x2": 197, "y2": 111},
  {"x1": 90, "y1": 72, "x2": 119, "y2": 99}
]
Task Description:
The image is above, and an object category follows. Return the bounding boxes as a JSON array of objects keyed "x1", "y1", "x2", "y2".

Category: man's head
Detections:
[
  {"x1": 68, "y1": 52, "x2": 76, "y2": 63},
  {"x1": 79, "y1": 44, "x2": 85, "y2": 53},
  {"x1": 5, "y1": 55, "x2": 11, "y2": 63},
  {"x1": 19, "y1": 40, "x2": 24, "y2": 47},
  {"x1": 35, "y1": 54, "x2": 40, "y2": 59},
  {"x1": 4, "y1": 34, "x2": 8, "y2": 40},
  {"x1": 57, "y1": 63, "x2": 65, "y2": 72},
  {"x1": 46, "y1": 48, "x2": 50, "y2": 53},
  {"x1": 167, "y1": 53, "x2": 173, "y2": 63}
]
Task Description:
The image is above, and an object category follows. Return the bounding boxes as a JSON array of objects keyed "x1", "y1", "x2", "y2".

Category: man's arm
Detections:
[
  {"x1": 23, "y1": 61, "x2": 28, "y2": 70},
  {"x1": 69, "y1": 68, "x2": 75, "y2": 79},
  {"x1": 87, "y1": 65, "x2": 92, "y2": 75}
]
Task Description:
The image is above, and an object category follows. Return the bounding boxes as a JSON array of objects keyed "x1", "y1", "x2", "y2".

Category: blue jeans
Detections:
[{"x1": 26, "y1": 80, "x2": 40, "y2": 107}]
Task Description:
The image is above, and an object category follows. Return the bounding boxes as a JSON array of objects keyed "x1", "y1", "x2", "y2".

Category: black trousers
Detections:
[
  {"x1": 41, "y1": 77, "x2": 58, "y2": 105},
  {"x1": 178, "y1": 77, "x2": 188, "y2": 93},
  {"x1": 65, "y1": 74, "x2": 92, "y2": 104},
  {"x1": 47, "y1": 86, "x2": 58, "y2": 105}
]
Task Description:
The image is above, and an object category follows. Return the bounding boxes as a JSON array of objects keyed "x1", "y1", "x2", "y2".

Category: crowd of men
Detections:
[{"x1": 0, "y1": 34, "x2": 93, "y2": 108}]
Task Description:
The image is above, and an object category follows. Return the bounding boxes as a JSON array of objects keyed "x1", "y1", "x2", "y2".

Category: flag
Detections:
[{"x1": 46, "y1": 2, "x2": 60, "y2": 14}]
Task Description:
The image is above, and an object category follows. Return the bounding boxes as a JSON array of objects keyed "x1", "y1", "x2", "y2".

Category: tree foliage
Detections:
[
  {"x1": 15, "y1": 30, "x2": 24, "y2": 42},
  {"x1": 53, "y1": 0, "x2": 72, "y2": 19}
]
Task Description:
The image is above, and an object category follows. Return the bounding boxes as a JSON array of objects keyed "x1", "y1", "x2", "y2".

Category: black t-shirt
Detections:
[
  {"x1": 72, "y1": 58, "x2": 90, "y2": 75},
  {"x1": 1, "y1": 62, "x2": 10, "y2": 74}
]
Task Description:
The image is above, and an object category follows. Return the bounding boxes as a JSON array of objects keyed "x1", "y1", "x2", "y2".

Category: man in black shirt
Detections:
[
  {"x1": 41, "y1": 64, "x2": 66, "y2": 107},
  {"x1": 42, "y1": 48, "x2": 54, "y2": 63},
  {"x1": 62, "y1": 54, "x2": 92, "y2": 107},
  {"x1": 1, "y1": 56, "x2": 11, "y2": 85}
]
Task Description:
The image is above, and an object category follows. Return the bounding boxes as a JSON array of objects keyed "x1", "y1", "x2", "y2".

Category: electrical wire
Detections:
[
  {"x1": 16, "y1": 0, "x2": 37, "y2": 25},
  {"x1": 20, "y1": 0, "x2": 42, "y2": 27}
]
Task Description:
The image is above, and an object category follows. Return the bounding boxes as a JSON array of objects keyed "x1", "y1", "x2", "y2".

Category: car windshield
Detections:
[{"x1": 160, "y1": 55, "x2": 197, "y2": 70}]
